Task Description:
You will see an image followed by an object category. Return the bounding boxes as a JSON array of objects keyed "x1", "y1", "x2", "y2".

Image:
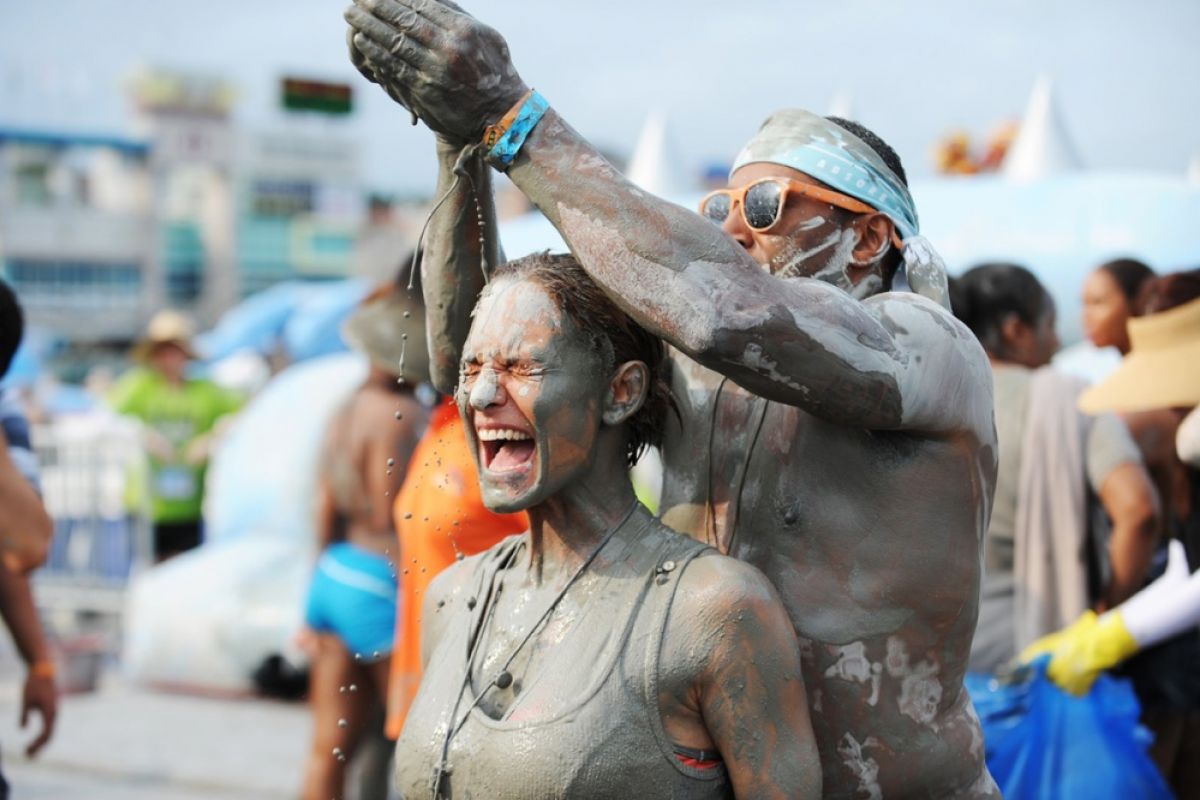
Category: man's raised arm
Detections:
[{"x1": 345, "y1": 0, "x2": 985, "y2": 432}]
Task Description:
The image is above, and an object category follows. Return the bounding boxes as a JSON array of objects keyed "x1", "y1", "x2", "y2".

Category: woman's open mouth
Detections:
[{"x1": 477, "y1": 427, "x2": 536, "y2": 473}]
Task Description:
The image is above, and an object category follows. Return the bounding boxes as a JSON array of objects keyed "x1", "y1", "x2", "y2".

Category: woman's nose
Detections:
[{"x1": 468, "y1": 368, "x2": 506, "y2": 410}]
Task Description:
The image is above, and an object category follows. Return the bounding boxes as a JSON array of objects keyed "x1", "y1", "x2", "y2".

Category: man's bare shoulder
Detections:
[
  {"x1": 863, "y1": 291, "x2": 978, "y2": 356},
  {"x1": 864, "y1": 291, "x2": 994, "y2": 436}
]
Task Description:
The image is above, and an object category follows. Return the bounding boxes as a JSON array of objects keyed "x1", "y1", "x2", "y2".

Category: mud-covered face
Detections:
[
  {"x1": 720, "y1": 161, "x2": 892, "y2": 297},
  {"x1": 458, "y1": 279, "x2": 608, "y2": 513}
]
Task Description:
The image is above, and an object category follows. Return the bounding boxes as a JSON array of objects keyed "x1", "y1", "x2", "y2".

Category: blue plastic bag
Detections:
[{"x1": 965, "y1": 659, "x2": 1173, "y2": 799}]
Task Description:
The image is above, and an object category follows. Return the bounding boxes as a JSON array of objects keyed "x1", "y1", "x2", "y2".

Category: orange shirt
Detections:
[{"x1": 386, "y1": 398, "x2": 528, "y2": 738}]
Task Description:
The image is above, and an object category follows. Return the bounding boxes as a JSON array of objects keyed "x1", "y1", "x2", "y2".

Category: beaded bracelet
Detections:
[
  {"x1": 482, "y1": 89, "x2": 532, "y2": 151},
  {"x1": 483, "y1": 90, "x2": 549, "y2": 170}
]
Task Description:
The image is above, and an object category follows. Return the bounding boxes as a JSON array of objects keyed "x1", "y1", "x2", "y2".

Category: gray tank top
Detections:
[{"x1": 394, "y1": 517, "x2": 733, "y2": 800}]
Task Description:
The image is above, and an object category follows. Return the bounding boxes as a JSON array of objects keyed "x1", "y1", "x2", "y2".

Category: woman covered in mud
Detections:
[{"x1": 393, "y1": 252, "x2": 820, "y2": 799}]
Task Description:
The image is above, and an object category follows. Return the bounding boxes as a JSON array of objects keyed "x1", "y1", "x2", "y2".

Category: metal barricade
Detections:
[{"x1": 32, "y1": 418, "x2": 153, "y2": 615}]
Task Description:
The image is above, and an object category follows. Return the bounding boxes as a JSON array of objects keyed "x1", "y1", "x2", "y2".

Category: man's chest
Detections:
[{"x1": 659, "y1": 358, "x2": 972, "y2": 634}]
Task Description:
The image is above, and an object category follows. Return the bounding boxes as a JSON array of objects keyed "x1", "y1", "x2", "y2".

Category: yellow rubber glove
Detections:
[{"x1": 1019, "y1": 610, "x2": 1141, "y2": 696}]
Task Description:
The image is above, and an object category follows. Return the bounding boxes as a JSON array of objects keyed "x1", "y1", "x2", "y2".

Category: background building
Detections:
[
  {"x1": 0, "y1": 129, "x2": 155, "y2": 342},
  {"x1": 0, "y1": 69, "x2": 366, "y2": 346}
]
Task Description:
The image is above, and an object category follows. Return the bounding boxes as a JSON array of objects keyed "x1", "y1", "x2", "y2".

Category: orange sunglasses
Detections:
[{"x1": 699, "y1": 177, "x2": 903, "y2": 248}]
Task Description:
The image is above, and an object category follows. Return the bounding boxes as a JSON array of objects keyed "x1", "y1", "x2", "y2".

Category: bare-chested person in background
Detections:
[{"x1": 345, "y1": 2, "x2": 1000, "y2": 795}]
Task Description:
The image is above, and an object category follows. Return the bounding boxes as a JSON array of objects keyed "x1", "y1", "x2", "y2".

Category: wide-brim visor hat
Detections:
[
  {"x1": 1078, "y1": 296, "x2": 1200, "y2": 414},
  {"x1": 133, "y1": 310, "x2": 200, "y2": 362},
  {"x1": 342, "y1": 284, "x2": 430, "y2": 384}
]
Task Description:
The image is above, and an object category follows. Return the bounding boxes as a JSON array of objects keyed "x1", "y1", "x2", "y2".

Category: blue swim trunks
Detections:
[{"x1": 304, "y1": 542, "x2": 397, "y2": 661}]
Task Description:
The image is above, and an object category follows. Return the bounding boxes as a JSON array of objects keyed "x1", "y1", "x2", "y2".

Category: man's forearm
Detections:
[
  {"x1": 507, "y1": 110, "x2": 741, "y2": 355},
  {"x1": 424, "y1": 141, "x2": 501, "y2": 395}
]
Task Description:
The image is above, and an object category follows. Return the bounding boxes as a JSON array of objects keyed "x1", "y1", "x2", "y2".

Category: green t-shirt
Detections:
[{"x1": 109, "y1": 369, "x2": 243, "y2": 523}]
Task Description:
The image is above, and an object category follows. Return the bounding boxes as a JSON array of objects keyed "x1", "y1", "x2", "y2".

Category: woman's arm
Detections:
[
  {"x1": 666, "y1": 556, "x2": 822, "y2": 799},
  {"x1": 312, "y1": 412, "x2": 346, "y2": 553},
  {"x1": 1024, "y1": 540, "x2": 1200, "y2": 695},
  {"x1": 0, "y1": 565, "x2": 56, "y2": 755},
  {"x1": 1177, "y1": 407, "x2": 1200, "y2": 468},
  {"x1": 422, "y1": 140, "x2": 501, "y2": 395},
  {"x1": 0, "y1": 431, "x2": 51, "y2": 572},
  {"x1": 1096, "y1": 461, "x2": 1159, "y2": 609}
]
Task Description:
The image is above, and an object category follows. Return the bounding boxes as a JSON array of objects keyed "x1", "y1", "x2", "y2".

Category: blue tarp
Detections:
[{"x1": 966, "y1": 661, "x2": 1173, "y2": 799}]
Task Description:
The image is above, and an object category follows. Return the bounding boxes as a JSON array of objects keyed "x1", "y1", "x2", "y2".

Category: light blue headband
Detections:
[
  {"x1": 732, "y1": 109, "x2": 918, "y2": 239},
  {"x1": 731, "y1": 109, "x2": 948, "y2": 309}
]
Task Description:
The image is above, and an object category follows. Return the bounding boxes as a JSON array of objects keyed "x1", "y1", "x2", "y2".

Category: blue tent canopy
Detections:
[{"x1": 196, "y1": 280, "x2": 368, "y2": 364}]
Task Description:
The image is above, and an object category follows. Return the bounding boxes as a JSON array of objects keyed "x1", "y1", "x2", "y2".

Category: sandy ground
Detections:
[{"x1": 0, "y1": 655, "x2": 310, "y2": 799}]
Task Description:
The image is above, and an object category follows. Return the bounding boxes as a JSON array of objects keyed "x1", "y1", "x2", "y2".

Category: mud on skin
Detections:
[
  {"x1": 346, "y1": 1, "x2": 999, "y2": 795},
  {"x1": 391, "y1": 269, "x2": 821, "y2": 797}
]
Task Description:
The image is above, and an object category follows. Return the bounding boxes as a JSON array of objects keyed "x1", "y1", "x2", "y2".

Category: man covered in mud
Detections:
[{"x1": 344, "y1": 2, "x2": 999, "y2": 796}]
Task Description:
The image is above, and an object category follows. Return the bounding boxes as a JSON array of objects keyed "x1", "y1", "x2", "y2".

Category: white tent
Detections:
[
  {"x1": 827, "y1": 89, "x2": 855, "y2": 120},
  {"x1": 625, "y1": 111, "x2": 694, "y2": 197},
  {"x1": 1003, "y1": 75, "x2": 1083, "y2": 183}
]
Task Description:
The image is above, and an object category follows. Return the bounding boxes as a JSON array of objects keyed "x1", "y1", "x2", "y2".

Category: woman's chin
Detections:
[{"x1": 480, "y1": 475, "x2": 542, "y2": 516}]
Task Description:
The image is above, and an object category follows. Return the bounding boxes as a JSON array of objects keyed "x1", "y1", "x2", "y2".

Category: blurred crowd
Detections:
[{"x1": 951, "y1": 261, "x2": 1200, "y2": 793}]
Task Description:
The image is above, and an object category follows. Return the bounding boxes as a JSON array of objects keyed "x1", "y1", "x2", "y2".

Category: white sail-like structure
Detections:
[
  {"x1": 626, "y1": 111, "x2": 694, "y2": 197},
  {"x1": 1003, "y1": 75, "x2": 1083, "y2": 182},
  {"x1": 827, "y1": 89, "x2": 855, "y2": 120}
]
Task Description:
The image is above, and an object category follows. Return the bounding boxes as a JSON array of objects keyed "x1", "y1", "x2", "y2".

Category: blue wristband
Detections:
[{"x1": 486, "y1": 91, "x2": 549, "y2": 169}]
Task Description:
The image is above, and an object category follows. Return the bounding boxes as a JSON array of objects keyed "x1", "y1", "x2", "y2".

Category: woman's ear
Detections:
[{"x1": 602, "y1": 361, "x2": 649, "y2": 426}]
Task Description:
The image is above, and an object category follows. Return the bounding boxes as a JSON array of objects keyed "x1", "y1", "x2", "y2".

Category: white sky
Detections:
[{"x1": 2, "y1": 0, "x2": 1199, "y2": 195}]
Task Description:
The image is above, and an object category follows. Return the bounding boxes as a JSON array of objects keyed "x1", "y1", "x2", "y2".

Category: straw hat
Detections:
[
  {"x1": 342, "y1": 284, "x2": 429, "y2": 384},
  {"x1": 1078, "y1": 296, "x2": 1200, "y2": 414},
  {"x1": 133, "y1": 310, "x2": 199, "y2": 361}
]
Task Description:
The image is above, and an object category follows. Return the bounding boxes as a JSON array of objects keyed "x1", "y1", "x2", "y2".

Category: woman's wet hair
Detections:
[
  {"x1": 949, "y1": 262, "x2": 1050, "y2": 356},
  {"x1": 1138, "y1": 268, "x2": 1200, "y2": 315},
  {"x1": 491, "y1": 252, "x2": 677, "y2": 466},
  {"x1": 1096, "y1": 257, "x2": 1155, "y2": 307}
]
